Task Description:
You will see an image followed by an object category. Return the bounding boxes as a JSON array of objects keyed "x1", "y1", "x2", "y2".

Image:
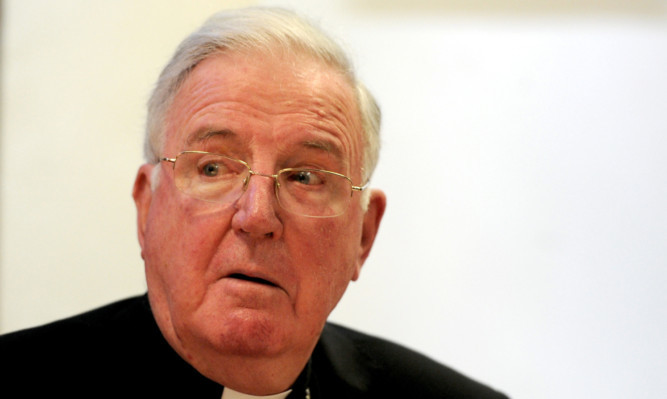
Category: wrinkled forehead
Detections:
[{"x1": 164, "y1": 49, "x2": 364, "y2": 174}]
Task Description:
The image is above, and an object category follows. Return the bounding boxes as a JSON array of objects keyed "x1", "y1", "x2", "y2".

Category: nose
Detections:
[{"x1": 231, "y1": 172, "x2": 283, "y2": 239}]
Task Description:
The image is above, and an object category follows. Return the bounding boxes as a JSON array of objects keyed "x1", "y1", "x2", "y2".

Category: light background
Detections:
[{"x1": 2, "y1": 1, "x2": 666, "y2": 398}]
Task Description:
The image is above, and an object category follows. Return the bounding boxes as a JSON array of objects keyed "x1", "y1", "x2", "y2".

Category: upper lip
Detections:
[
  {"x1": 223, "y1": 269, "x2": 282, "y2": 289},
  {"x1": 227, "y1": 272, "x2": 278, "y2": 287}
]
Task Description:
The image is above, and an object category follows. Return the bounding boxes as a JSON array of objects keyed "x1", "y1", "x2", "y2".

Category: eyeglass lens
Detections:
[{"x1": 171, "y1": 152, "x2": 353, "y2": 217}]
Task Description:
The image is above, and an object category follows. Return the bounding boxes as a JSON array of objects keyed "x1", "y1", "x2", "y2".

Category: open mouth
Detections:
[{"x1": 228, "y1": 273, "x2": 277, "y2": 287}]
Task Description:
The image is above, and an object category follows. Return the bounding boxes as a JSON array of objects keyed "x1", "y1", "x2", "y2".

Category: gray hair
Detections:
[{"x1": 144, "y1": 7, "x2": 381, "y2": 184}]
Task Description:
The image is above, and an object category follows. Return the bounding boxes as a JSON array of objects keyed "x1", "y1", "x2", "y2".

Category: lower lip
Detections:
[
  {"x1": 220, "y1": 276, "x2": 282, "y2": 294},
  {"x1": 216, "y1": 277, "x2": 287, "y2": 309}
]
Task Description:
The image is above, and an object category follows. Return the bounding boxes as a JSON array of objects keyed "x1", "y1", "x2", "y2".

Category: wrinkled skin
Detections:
[{"x1": 133, "y1": 50, "x2": 386, "y2": 395}]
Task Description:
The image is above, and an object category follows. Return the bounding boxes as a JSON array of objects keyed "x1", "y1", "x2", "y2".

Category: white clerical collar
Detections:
[{"x1": 221, "y1": 387, "x2": 292, "y2": 399}]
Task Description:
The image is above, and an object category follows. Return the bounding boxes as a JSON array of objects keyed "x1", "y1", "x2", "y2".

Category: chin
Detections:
[{"x1": 197, "y1": 310, "x2": 293, "y2": 357}]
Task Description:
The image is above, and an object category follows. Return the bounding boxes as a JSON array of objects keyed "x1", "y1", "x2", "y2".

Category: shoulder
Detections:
[
  {"x1": 0, "y1": 295, "x2": 159, "y2": 378},
  {"x1": 0, "y1": 295, "x2": 222, "y2": 396},
  {"x1": 313, "y1": 322, "x2": 509, "y2": 399},
  {"x1": 0, "y1": 295, "x2": 151, "y2": 352},
  {"x1": 1, "y1": 295, "x2": 221, "y2": 396}
]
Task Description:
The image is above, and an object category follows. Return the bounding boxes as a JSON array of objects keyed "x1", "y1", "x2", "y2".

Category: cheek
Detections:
[
  {"x1": 143, "y1": 190, "x2": 234, "y2": 309},
  {"x1": 292, "y1": 218, "x2": 362, "y2": 311}
]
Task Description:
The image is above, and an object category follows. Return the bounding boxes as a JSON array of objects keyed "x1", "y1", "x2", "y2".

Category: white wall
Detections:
[{"x1": 2, "y1": 1, "x2": 667, "y2": 398}]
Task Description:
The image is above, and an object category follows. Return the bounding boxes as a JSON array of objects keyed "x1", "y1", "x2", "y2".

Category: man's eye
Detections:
[
  {"x1": 201, "y1": 162, "x2": 220, "y2": 177},
  {"x1": 289, "y1": 170, "x2": 324, "y2": 186}
]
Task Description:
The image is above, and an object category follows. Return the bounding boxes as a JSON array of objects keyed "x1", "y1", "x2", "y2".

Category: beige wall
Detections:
[{"x1": 2, "y1": 1, "x2": 667, "y2": 398}]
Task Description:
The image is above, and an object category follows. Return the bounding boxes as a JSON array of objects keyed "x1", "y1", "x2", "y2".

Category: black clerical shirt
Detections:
[{"x1": 0, "y1": 295, "x2": 508, "y2": 398}]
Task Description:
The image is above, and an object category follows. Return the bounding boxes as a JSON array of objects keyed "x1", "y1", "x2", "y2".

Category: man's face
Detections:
[{"x1": 133, "y1": 50, "x2": 385, "y2": 383}]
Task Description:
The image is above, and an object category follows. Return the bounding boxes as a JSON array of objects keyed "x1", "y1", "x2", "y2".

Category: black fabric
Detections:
[
  {"x1": 1, "y1": 295, "x2": 222, "y2": 397},
  {"x1": 1, "y1": 295, "x2": 508, "y2": 398},
  {"x1": 309, "y1": 324, "x2": 508, "y2": 398}
]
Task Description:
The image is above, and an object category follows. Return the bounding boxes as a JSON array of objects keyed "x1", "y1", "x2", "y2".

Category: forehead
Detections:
[{"x1": 163, "y1": 50, "x2": 363, "y2": 170}]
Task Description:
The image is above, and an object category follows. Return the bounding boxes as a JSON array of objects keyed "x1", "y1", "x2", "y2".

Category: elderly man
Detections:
[{"x1": 1, "y1": 8, "x2": 507, "y2": 398}]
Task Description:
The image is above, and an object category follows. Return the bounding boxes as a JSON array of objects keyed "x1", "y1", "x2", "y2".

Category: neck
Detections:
[
  {"x1": 200, "y1": 352, "x2": 311, "y2": 395},
  {"x1": 145, "y1": 292, "x2": 317, "y2": 395},
  {"x1": 223, "y1": 358, "x2": 312, "y2": 398}
]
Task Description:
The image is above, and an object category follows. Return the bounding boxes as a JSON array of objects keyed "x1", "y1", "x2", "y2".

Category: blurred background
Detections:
[{"x1": 2, "y1": 1, "x2": 666, "y2": 398}]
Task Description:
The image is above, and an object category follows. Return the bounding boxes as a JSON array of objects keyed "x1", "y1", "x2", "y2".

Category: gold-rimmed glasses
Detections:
[{"x1": 160, "y1": 151, "x2": 367, "y2": 218}]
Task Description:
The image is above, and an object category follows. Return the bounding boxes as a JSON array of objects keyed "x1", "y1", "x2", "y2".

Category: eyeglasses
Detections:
[{"x1": 160, "y1": 151, "x2": 367, "y2": 218}]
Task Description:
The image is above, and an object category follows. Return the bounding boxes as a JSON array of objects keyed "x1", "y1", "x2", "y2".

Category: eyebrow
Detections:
[
  {"x1": 301, "y1": 139, "x2": 343, "y2": 160},
  {"x1": 186, "y1": 128, "x2": 345, "y2": 162},
  {"x1": 187, "y1": 128, "x2": 237, "y2": 145}
]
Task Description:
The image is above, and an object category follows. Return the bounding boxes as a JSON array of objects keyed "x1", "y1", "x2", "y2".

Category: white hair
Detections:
[{"x1": 145, "y1": 7, "x2": 381, "y2": 205}]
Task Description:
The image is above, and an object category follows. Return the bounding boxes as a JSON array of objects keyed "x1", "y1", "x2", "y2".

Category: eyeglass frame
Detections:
[{"x1": 159, "y1": 150, "x2": 369, "y2": 218}]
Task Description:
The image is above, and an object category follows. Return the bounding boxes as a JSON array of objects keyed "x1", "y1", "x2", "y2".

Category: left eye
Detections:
[{"x1": 287, "y1": 170, "x2": 324, "y2": 186}]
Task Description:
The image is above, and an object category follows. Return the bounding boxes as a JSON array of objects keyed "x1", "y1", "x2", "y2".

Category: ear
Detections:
[
  {"x1": 132, "y1": 164, "x2": 155, "y2": 257},
  {"x1": 352, "y1": 189, "x2": 387, "y2": 281}
]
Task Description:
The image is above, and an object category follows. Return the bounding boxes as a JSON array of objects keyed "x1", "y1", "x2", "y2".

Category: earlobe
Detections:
[
  {"x1": 132, "y1": 164, "x2": 155, "y2": 254},
  {"x1": 352, "y1": 189, "x2": 387, "y2": 281}
]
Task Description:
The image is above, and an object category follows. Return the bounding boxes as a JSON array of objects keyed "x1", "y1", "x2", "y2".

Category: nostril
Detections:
[{"x1": 231, "y1": 178, "x2": 283, "y2": 239}]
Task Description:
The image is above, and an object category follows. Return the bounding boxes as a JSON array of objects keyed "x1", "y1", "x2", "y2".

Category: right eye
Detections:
[{"x1": 201, "y1": 162, "x2": 220, "y2": 177}]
